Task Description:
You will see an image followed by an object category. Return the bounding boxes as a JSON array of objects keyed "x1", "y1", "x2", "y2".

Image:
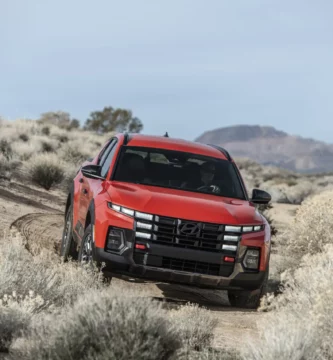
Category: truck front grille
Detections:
[{"x1": 135, "y1": 215, "x2": 240, "y2": 253}]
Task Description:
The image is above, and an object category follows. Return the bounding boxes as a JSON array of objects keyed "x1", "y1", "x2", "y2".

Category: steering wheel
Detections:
[{"x1": 197, "y1": 184, "x2": 221, "y2": 193}]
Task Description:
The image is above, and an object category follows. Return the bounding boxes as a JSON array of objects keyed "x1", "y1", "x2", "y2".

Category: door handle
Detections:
[{"x1": 82, "y1": 189, "x2": 88, "y2": 195}]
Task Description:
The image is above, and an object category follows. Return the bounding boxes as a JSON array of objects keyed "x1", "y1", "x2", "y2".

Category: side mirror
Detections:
[
  {"x1": 251, "y1": 189, "x2": 271, "y2": 204},
  {"x1": 81, "y1": 165, "x2": 105, "y2": 180}
]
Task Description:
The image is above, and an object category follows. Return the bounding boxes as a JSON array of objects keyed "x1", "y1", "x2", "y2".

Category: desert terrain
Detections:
[
  {"x1": 1, "y1": 119, "x2": 333, "y2": 359},
  {"x1": 0, "y1": 164, "x2": 297, "y2": 350}
]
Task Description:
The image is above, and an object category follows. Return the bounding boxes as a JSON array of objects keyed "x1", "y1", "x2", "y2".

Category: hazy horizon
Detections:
[{"x1": 1, "y1": 0, "x2": 333, "y2": 142}]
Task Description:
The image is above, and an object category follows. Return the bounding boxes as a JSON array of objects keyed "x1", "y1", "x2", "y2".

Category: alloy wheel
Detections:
[{"x1": 81, "y1": 233, "x2": 93, "y2": 266}]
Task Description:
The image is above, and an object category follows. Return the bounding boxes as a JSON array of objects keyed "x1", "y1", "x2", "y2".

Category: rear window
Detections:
[{"x1": 113, "y1": 146, "x2": 246, "y2": 200}]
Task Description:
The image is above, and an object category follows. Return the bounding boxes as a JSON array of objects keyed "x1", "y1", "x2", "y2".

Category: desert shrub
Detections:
[
  {"x1": 11, "y1": 142, "x2": 38, "y2": 161},
  {"x1": 284, "y1": 181, "x2": 314, "y2": 204},
  {"x1": 169, "y1": 303, "x2": 217, "y2": 354},
  {"x1": 285, "y1": 178, "x2": 298, "y2": 187},
  {"x1": 284, "y1": 190, "x2": 333, "y2": 259},
  {"x1": 0, "y1": 236, "x2": 218, "y2": 359},
  {"x1": 61, "y1": 165, "x2": 80, "y2": 191},
  {"x1": 30, "y1": 135, "x2": 59, "y2": 153},
  {"x1": 41, "y1": 141, "x2": 55, "y2": 153},
  {"x1": 257, "y1": 203, "x2": 278, "y2": 237},
  {"x1": 10, "y1": 119, "x2": 41, "y2": 136},
  {"x1": 18, "y1": 134, "x2": 29, "y2": 142},
  {"x1": 14, "y1": 291, "x2": 180, "y2": 360},
  {"x1": 262, "y1": 180, "x2": 315, "y2": 205},
  {"x1": 0, "y1": 306, "x2": 28, "y2": 352},
  {"x1": 0, "y1": 293, "x2": 44, "y2": 352},
  {"x1": 57, "y1": 134, "x2": 69, "y2": 143},
  {"x1": 60, "y1": 143, "x2": 91, "y2": 165},
  {"x1": 27, "y1": 153, "x2": 65, "y2": 190},
  {"x1": 0, "y1": 236, "x2": 105, "y2": 352},
  {"x1": 0, "y1": 236, "x2": 103, "y2": 310},
  {"x1": 244, "y1": 310, "x2": 319, "y2": 360},
  {"x1": 248, "y1": 245, "x2": 333, "y2": 359},
  {"x1": 249, "y1": 192, "x2": 333, "y2": 359},
  {"x1": 0, "y1": 154, "x2": 12, "y2": 179},
  {"x1": 184, "y1": 348, "x2": 242, "y2": 360},
  {"x1": 0, "y1": 153, "x2": 20, "y2": 180},
  {"x1": 41, "y1": 126, "x2": 50, "y2": 136},
  {"x1": 0, "y1": 139, "x2": 13, "y2": 161}
]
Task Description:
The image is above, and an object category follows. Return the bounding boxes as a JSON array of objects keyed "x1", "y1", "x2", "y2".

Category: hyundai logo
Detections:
[{"x1": 179, "y1": 222, "x2": 201, "y2": 236}]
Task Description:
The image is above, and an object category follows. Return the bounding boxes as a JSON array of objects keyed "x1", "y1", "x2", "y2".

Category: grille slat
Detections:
[{"x1": 162, "y1": 257, "x2": 220, "y2": 276}]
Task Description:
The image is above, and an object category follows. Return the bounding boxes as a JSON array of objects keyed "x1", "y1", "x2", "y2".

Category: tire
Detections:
[
  {"x1": 78, "y1": 224, "x2": 112, "y2": 284},
  {"x1": 60, "y1": 205, "x2": 78, "y2": 261},
  {"x1": 228, "y1": 268, "x2": 269, "y2": 309}
]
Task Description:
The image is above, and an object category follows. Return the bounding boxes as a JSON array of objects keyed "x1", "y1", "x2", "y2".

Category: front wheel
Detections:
[
  {"x1": 78, "y1": 224, "x2": 112, "y2": 283},
  {"x1": 78, "y1": 224, "x2": 94, "y2": 267},
  {"x1": 228, "y1": 269, "x2": 269, "y2": 309},
  {"x1": 60, "y1": 205, "x2": 78, "y2": 261}
]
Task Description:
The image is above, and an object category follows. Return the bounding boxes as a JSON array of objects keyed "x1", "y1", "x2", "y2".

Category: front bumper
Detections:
[
  {"x1": 94, "y1": 246, "x2": 266, "y2": 291},
  {"x1": 92, "y1": 205, "x2": 269, "y2": 291}
]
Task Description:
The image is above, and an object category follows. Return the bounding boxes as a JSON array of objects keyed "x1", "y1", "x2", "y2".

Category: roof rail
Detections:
[
  {"x1": 207, "y1": 144, "x2": 232, "y2": 161},
  {"x1": 123, "y1": 132, "x2": 131, "y2": 145}
]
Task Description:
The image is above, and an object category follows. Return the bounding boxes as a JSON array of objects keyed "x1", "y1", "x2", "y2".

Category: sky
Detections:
[{"x1": 1, "y1": 0, "x2": 333, "y2": 142}]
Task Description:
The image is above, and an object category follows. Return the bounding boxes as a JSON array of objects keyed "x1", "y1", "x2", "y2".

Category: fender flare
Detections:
[
  {"x1": 85, "y1": 200, "x2": 96, "y2": 228},
  {"x1": 65, "y1": 182, "x2": 74, "y2": 219}
]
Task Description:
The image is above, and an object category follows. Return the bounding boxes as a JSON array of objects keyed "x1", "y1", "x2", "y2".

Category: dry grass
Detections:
[
  {"x1": 237, "y1": 157, "x2": 333, "y2": 204},
  {"x1": 0, "y1": 235, "x2": 218, "y2": 358},
  {"x1": 26, "y1": 154, "x2": 66, "y2": 190},
  {"x1": 0, "y1": 236, "x2": 104, "y2": 310},
  {"x1": 169, "y1": 303, "x2": 217, "y2": 353},
  {"x1": 244, "y1": 190, "x2": 333, "y2": 359},
  {"x1": 3, "y1": 119, "x2": 333, "y2": 202},
  {"x1": 3, "y1": 120, "x2": 333, "y2": 359},
  {"x1": 245, "y1": 246, "x2": 333, "y2": 359},
  {"x1": 0, "y1": 119, "x2": 111, "y2": 190},
  {"x1": 285, "y1": 190, "x2": 333, "y2": 259},
  {"x1": 14, "y1": 292, "x2": 180, "y2": 360}
]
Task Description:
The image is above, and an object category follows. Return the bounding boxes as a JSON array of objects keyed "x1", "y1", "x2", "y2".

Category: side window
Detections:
[
  {"x1": 100, "y1": 141, "x2": 118, "y2": 178},
  {"x1": 98, "y1": 139, "x2": 115, "y2": 165}
]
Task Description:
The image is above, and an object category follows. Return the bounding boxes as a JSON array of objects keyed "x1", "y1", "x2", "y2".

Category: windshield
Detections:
[{"x1": 112, "y1": 146, "x2": 246, "y2": 200}]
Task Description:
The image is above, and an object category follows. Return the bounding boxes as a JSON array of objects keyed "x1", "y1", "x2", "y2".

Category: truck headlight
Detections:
[
  {"x1": 108, "y1": 203, "x2": 153, "y2": 221},
  {"x1": 243, "y1": 249, "x2": 260, "y2": 270}
]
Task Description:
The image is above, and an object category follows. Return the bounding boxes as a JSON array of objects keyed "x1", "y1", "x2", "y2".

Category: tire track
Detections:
[
  {"x1": 11, "y1": 213, "x2": 64, "y2": 254},
  {"x1": 0, "y1": 188, "x2": 61, "y2": 212}
]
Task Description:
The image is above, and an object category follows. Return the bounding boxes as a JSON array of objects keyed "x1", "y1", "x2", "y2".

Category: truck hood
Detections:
[{"x1": 106, "y1": 182, "x2": 263, "y2": 225}]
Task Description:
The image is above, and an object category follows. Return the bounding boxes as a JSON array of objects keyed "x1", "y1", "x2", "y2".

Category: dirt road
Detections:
[{"x1": 0, "y1": 178, "x2": 297, "y2": 350}]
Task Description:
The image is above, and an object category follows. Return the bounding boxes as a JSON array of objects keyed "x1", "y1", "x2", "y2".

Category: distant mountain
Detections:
[{"x1": 195, "y1": 125, "x2": 333, "y2": 173}]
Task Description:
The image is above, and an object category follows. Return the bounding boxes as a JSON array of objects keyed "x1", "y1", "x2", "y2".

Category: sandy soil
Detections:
[{"x1": 0, "y1": 177, "x2": 298, "y2": 350}]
